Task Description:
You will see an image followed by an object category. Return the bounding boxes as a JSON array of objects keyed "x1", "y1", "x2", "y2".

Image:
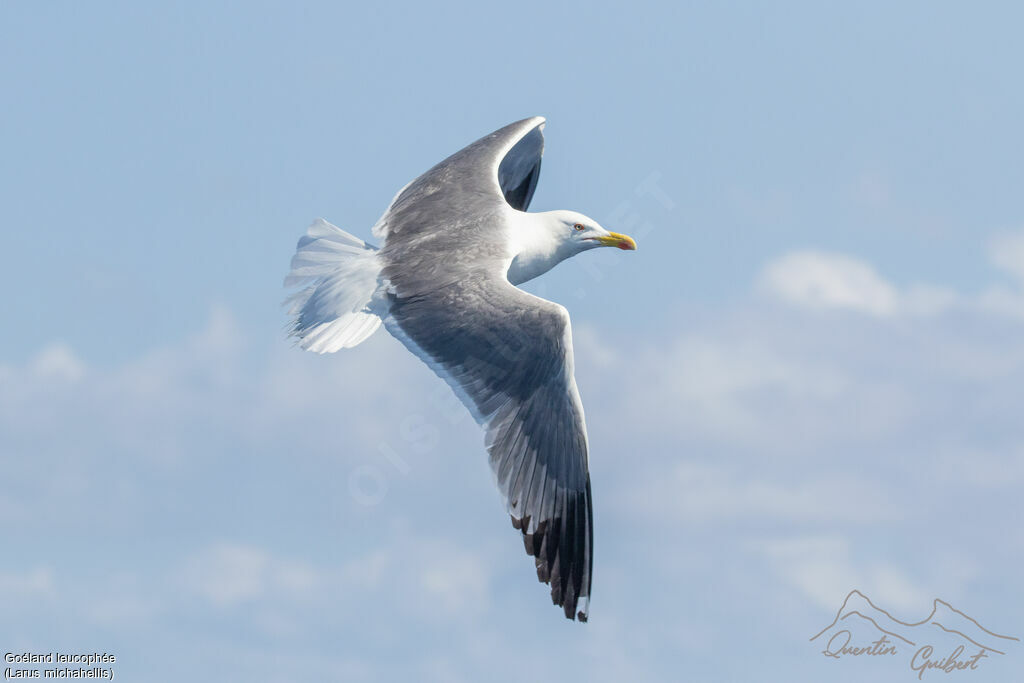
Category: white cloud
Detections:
[
  {"x1": 613, "y1": 334, "x2": 851, "y2": 444},
  {"x1": 758, "y1": 250, "x2": 901, "y2": 316},
  {"x1": 29, "y1": 343, "x2": 86, "y2": 382},
  {"x1": 620, "y1": 462, "x2": 900, "y2": 526},
  {"x1": 601, "y1": 325, "x2": 927, "y2": 451},
  {"x1": 988, "y1": 232, "x2": 1024, "y2": 282},
  {"x1": 182, "y1": 543, "x2": 322, "y2": 606},
  {"x1": 0, "y1": 305, "x2": 441, "y2": 473},
  {"x1": 178, "y1": 534, "x2": 493, "y2": 624},
  {"x1": 0, "y1": 567, "x2": 56, "y2": 601},
  {"x1": 337, "y1": 535, "x2": 494, "y2": 622},
  {"x1": 760, "y1": 232, "x2": 1024, "y2": 319},
  {"x1": 930, "y1": 445, "x2": 1024, "y2": 488},
  {"x1": 978, "y1": 284, "x2": 1024, "y2": 318},
  {"x1": 899, "y1": 283, "x2": 962, "y2": 316},
  {"x1": 658, "y1": 336, "x2": 845, "y2": 401},
  {"x1": 751, "y1": 535, "x2": 931, "y2": 614},
  {"x1": 85, "y1": 572, "x2": 162, "y2": 626},
  {"x1": 415, "y1": 542, "x2": 492, "y2": 618}
]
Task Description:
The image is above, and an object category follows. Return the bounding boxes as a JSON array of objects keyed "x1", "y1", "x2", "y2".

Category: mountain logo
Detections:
[{"x1": 810, "y1": 589, "x2": 1018, "y2": 678}]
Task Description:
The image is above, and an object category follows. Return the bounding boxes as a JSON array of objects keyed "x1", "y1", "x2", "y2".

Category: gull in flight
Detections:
[{"x1": 285, "y1": 117, "x2": 637, "y2": 621}]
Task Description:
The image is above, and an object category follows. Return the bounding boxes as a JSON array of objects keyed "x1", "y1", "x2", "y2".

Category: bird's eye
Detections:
[{"x1": 573, "y1": 223, "x2": 585, "y2": 231}]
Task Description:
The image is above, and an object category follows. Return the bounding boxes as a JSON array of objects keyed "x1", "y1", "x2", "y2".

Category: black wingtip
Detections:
[{"x1": 509, "y1": 481, "x2": 593, "y2": 623}]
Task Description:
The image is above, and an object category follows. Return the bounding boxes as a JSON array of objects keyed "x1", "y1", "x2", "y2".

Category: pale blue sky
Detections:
[{"x1": 2, "y1": 2, "x2": 1022, "y2": 682}]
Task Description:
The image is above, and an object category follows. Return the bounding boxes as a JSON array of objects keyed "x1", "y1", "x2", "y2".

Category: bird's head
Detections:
[
  {"x1": 548, "y1": 210, "x2": 638, "y2": 254},
  {"x1": 506, "y1": 209, "x2": 638, "y2": 285}
]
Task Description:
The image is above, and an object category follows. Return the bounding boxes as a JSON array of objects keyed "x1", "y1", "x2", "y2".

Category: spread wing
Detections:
[
  {"x1": 377, "y1": 116, "x2": 593, "y2": 620},
  {"x1": 384, "y1": 273, "x2": 593, "y2": 621}
]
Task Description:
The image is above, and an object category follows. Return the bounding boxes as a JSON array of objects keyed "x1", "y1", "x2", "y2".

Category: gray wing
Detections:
[
  {"x1": 377, "y1": 117, "x2": 592, "y2": 620},
  {"x1": 371, "y1": 116, "x2": 545, "y2": 256},
  {"x1": 383, "y1": 272, "x2": 593, "y2": 621}
]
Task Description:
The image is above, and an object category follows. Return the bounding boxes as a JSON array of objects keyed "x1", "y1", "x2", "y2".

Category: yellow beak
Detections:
[{"x1": 591, "y1": 231, "x2": 637, "y2": 251}]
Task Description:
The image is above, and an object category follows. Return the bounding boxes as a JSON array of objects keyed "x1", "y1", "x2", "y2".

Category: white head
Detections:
[
  {"x1": 545, "y1": 210, "x2": 638, "y2": 254},
  {"x1": 506, "y1": 209, "x2": 637, "y2": 285}
]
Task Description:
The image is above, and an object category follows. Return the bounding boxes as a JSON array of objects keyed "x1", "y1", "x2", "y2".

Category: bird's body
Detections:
[{"x1": 285, "y1": 117, "x2": 636, "y2": 621}]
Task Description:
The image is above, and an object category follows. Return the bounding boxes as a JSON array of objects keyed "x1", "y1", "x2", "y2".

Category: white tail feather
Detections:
[{"x1": 285, "y1": 219, "x2": 383, "y2": 353}]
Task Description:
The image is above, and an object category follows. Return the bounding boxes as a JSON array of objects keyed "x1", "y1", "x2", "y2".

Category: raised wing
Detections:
[
  {"x1": 383, "y1": 272, "x2": 593, "y2": 621},
  {"x1": 497, "y1": 122, "x2": 543, "y2": 210},
  {"x1": 371, "y1": 116, "x2": 545, "y2": 244}
]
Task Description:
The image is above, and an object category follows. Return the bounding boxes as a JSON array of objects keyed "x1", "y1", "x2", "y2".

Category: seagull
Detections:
[{"x1": 285, "y1": 117, "x2": 637, "y2": 621}]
